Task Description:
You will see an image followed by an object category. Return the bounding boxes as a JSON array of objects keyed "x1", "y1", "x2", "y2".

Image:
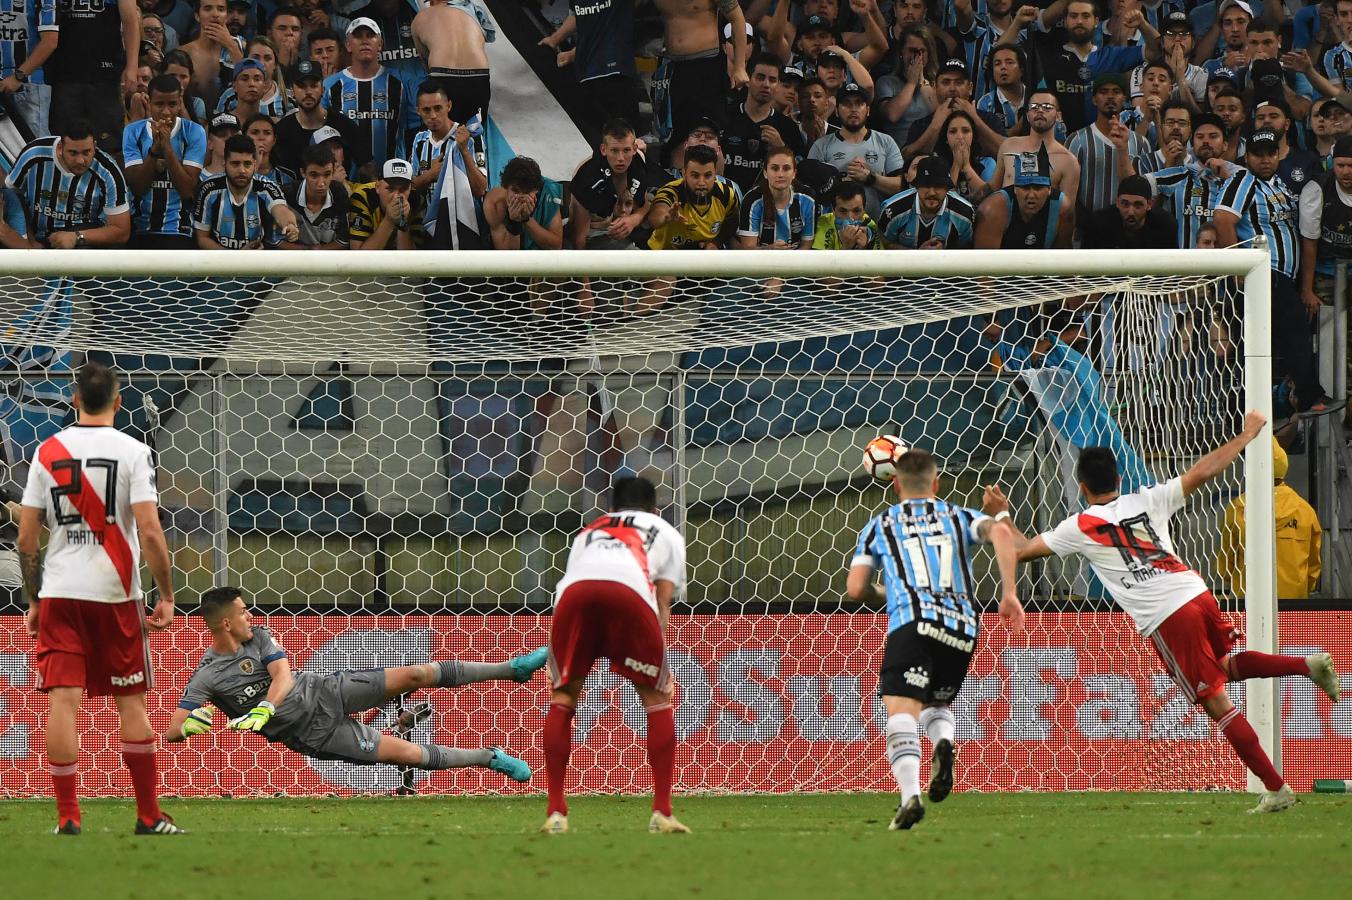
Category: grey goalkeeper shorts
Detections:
[{"x1": 283, "y1": 669, "x2": 389, "y2": 764}]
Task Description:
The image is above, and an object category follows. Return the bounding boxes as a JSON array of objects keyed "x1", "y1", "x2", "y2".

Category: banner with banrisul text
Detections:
[{"x1": 0, "y1": 611, "x2": 1346, "y2": 796}]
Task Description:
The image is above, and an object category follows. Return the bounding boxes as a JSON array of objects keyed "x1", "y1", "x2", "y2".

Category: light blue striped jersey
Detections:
[
  {"x1": 215, "y1": 85, "x2": 291, "y2": 119},
  {"x1": 192, "y1": 173, "x2": 287, "y2": 248},
  {"x1": 1216, "y1": 167, "x2": 1299, "y2": 277},
  {"x1": 735, "y1": 187, "x2": 816, "y2": 246},
  {"x1": 4, "y1": 136, "x2": 130, "y2": 242},
  {"x1": 1322, "y1": 42, "x2": 1352, "y2": 94},
  {"x1": 122, "y1": 116, "x2": 207, "y2": 237},
  {"x1": 0, "y1": 0, "x2": 56, "y2": 82},
  {"x1": 852, "y1": 498, "x2": 990, "y2": 637},
  {"x1": 878, "y1": 187, "x2": 975, "y2": 249},
  {"x1": 1148, "y1": 161, "x2": 1226, "y2": 249},
  {"x1": 976, "y1": 86, "x2": 1022, "y2": 135}
]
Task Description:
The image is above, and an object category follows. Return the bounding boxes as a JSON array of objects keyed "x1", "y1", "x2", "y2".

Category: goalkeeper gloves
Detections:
[
  {"x1": 181, "y1": 705, "x2": 215, "y2": 738},
  {"x1": 227, "y1": 700, "x2": 276, "y2": 732}
]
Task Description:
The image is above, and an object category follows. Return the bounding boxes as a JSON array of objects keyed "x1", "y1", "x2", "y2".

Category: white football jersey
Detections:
[
  {"x1": 556, "y1": 509, "x2": 686, "y2": 616},
  {"x1": 22, "y1": 425, "x2": 159, "y2": 603},
  {"x1": 1040, "y1": 477, "x2": 1208, "y2": 635}
]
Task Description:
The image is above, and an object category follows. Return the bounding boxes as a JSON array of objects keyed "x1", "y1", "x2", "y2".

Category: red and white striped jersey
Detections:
[
  {"x1": 21, "y1": 425, "x2": 159, "y2": 603},
  {"x1": 1040, "y1": 477, "x2": 1208, "y2": 636},
  {"x1": 556, "y1": 510, "x2": 686, "y2": 616}
]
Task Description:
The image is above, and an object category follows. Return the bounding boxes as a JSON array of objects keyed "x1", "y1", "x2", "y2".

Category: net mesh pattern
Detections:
[{"x1": 0, "y1": 269, "x2": 1255, "y2": 795}]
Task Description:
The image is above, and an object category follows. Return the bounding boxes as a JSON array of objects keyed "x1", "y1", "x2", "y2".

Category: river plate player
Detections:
[
  {"x1": 846, "y1": 446, "x2": 1025, "y2": 830},
  {"x1": 166, "y1": 586, "x2": 545, "y2": 782}
]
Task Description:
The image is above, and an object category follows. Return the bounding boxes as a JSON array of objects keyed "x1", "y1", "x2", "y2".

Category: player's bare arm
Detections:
[
  {"x1": 132, "y1": 500, "x2": 175, "y2": 630},
  {"x1": 18, "y1": 504, "x2": 43, "y2": 638},
  {"x1": 976, "y1": 518, "x2": 1025, "y2": 632},
  {"x1": 655, "y1": 578, "x2": 676, "y2": 633},
  {"x1": 845, "y1": 563, "x2": 883, "y2": 605},
  {"x1": 1179, "y1": 409, "x2": 1267, "y2": 496}
]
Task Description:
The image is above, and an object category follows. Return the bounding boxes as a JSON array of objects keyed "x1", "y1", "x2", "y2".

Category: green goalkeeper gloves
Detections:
[
  {"x1": 227, "y1": 700, "x2": 276, "y2": 732},
  {"x1": 181, "y1": 705, "x2": 215, "y2": 738}
]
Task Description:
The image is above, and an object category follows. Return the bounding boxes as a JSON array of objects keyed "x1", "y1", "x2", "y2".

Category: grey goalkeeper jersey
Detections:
[{"x1": 178, "y1": 626, "x2": 329, "y2": 743}]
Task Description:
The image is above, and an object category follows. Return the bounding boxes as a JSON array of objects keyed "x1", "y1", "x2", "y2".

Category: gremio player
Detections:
[
  {"x1": 846, "y1": 448, "x2": 1024, "y2": 831},
  {"x1": 167, "y1": 586, "x2": 544, "y2": 782},
  {"x1": 1012, "y1": 411, "x2": 1341, "y2": 813},
  {"x1": 541, "y1": 476, "x2": 688, "y2": 835}
]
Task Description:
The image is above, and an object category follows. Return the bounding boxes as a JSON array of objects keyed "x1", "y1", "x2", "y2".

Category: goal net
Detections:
[{"x1": 0, "y1": 249, "x2": 1291, "y2": 798}]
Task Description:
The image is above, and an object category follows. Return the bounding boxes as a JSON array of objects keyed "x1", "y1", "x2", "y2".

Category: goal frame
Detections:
[{"x1": 0, "y1": 247, "x2": 1279, "y2": 790}]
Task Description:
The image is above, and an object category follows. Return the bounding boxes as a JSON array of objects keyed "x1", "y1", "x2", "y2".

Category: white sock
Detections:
[
  {"x1": 918, "y1": 706, "x2": 956, "y2": 745},
  {"x1": 885, "y1": 713, "x2": 921, "y2": 803}
]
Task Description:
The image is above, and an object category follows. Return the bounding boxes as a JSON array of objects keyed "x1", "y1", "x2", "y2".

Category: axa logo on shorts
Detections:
[
  {"x1": 625, "y1": 657, "x2": 659, "y2": 677},
  {"x1": 110, "y1": 671, "x2": 145, "y2": 687},
  {"x1": 903, "y1": 667, "x2": 929, "y2": 688}
]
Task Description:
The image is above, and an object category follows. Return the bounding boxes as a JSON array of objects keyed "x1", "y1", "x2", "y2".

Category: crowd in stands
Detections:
[{"x1": 1, "y1": 0, "x2": 1351, "y2": 401}]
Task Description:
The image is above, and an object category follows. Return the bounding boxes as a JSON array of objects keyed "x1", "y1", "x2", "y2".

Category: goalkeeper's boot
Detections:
[
  {"x1": 889, "y1": 796, "x2": 925, "y2": 831},
  {"x1": 1249, "y1": 784, "x2": 1298, "y2": 814},
  {"x1": 540, "y1": 812, "x2": 569, "y2": 834},
  {"x1": 927, "y1": 738, "x2": 955, "y2": 803},
  {"x1": 52, "y1": 820, "x2": 80, "y2": 836},
  {"x1": 135, "y1": 813, "x2": 187, "y2": 835},
  {"x1": 510, "y1": 647, "x2": 549, "y2": 683},
  {"x1": 1307, "y1": 652, "x2": 1341, "y2": 703},
  {"x1": 487, "y1": 746, "x2": 532, "y2": 783},
  {"x1": 648, "y1": 811, "x2": 691, "y2": 834}
]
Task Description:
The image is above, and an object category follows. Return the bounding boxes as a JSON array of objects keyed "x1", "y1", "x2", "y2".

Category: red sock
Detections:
[
  {"x1": 1229, "y1": 651, "x2": 1309, "y2": 680},
  {"x1": 646, "y1": 703, "x2": 676, "y2": 817},
  {"x1": 543, "y1": 703, "x2": 575, "y2": 817},
  {"x1": 121, "y1": 739, "x2": 162, "y2": 826},
  {"x1": 49, "y1": 758, "x2": 80, "y2": 827},
  {"x1": 1217, "y1": 708, "x2": 1285, "y2": 791}
]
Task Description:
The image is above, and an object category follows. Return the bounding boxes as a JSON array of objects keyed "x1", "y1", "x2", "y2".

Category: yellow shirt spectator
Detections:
[{"x1": 1217, "y1": 438, "x2": 1322, "y2": 599}]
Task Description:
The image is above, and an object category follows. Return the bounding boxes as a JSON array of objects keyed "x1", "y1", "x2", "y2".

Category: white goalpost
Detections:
[{"x1": 0, "y1": 247, "x2": 1279, "y2": 796}]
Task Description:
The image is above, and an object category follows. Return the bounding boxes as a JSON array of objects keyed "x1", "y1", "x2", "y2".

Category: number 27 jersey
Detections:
[
  {"x1": 1040, "y1": 477, "x2": 1207, "y2": 636},
  {"x1": 21, "y1": 424, "x2": 158, "y2": 603}
]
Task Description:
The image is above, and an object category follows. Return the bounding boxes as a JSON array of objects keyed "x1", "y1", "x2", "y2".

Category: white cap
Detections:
[
  {"x1": 723, "y1": 21, "x2": 755, "y2": 40},
  {"x1": 312, "y1": 125, "x2": 343, "y2": 145},
  {"x1": 1218, "y1": 0, "x2": 1254, "y2": 18},
  {"x1": 382, "y1": 158, "x2": 413, "y2": 182},
  {"x1": 346, "y1": 16, "x2": 380, "y2": 36}
]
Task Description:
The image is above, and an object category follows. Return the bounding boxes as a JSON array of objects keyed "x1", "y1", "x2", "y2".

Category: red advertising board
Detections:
[{"x1": 0, "y1": 611, "x2": 1346, "y2": 796}]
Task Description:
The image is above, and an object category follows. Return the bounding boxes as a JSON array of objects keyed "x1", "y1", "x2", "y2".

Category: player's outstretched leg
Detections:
[
  {"x1": 919, "y1": 705, "x2": 956, "y2": 803},
  {"x1": 381, "y1": 651, "x2": 550, "y2": 700},
  {"x1": 1203, "y1": 691, "x2": 1296, "y2": 813},
  {"x1": 1227, "y1": 649, "x2": 1340, "y2": 701},
  {"x1": 376, "y1": 735, "x2": 531, "y2": 781},
  {"x1": 46, "y1": 687, "x2": 82, "y2": 835}
]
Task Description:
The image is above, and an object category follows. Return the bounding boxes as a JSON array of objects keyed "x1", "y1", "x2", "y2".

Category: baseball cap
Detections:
[
  {"x1": 1162, "y1": 10, "x2": 1192, "y2": 34},
  {"x1": 382, "y1": 158, "x2": 413, "y2": 183},
  {"x1": 226, "y1": 0, "x2": 250, "y2": 7},
  {"x1": 1218, "y1": 0, "x2": 1254, "y2": 18},
  {"x1": 312, "y1": 125, "x2": 343, "y2": 145},
  {"x1": 346, "y1": 16, "x2": 380, "y2": 36},
  {"x1": 1254, "y1": 97, "x2": 1292, "y2": 119},
  {"x1": 1318, "y1": 97, "x2": 1351, "y2": 117},
  {"x1": 1250, "y1": 58, "x2": 1285, "y2": 99},
  {"x1": 209, "y1": 113, "x2": 240, "y2": 133},
  {"x1": 1012, "y1": 151, "x2": 1051, "y2": 187},
  {"x1": 290, "y1": 59, "x2": 322, "y2": 84},
  {"x1": 938, "y1": 58, "x2": 969, "y2": 79},
  {"x1": 1332, "y1": 135, "x2": 1352, "y2": 160},
  {"x1": 688, "y1": 116, "x2": 722, "y2": 137},
  {"x1": 1246, "y1": 128, "x2": 1281, "y2": 152},
  {"x1": 723, "y1": 21, "x2": 755, "y2": 40},
  {"x1": 838, "y1": 82, "x2": 871, "y2": 103},
  {"x1": 1117, "y1": 174, "x2": 1153, "y2": 200},
  {"x1": 1207, "y1": 66, "x2": 1239, "y2": 86},
  {"x1": 801, "y1": 14, "x2": 833, "y2": 34},
  {"x1": 912, "y1": 156, "x2": 953, "y2": 189},
  {"x1": 233, "y1": 58, "x2": 266, "y2": 80},
  {"x1": 816, "y1": 48, "x2": 847, "y2": 68},
  {"x1": 1092, "y1": 71, "x2": 1128, "y2": 93},
  {"x1": 782, "y1": 65, "x2": 805, "y2": 83}
]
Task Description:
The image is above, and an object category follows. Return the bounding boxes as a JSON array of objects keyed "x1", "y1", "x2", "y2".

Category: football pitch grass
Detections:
[{"x1": 2, "y1": 793, "x2": 1349, "y2": 899}]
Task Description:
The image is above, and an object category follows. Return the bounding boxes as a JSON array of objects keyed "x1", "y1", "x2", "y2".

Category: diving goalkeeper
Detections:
[{"x1": 165, "y1": 587, "x2": 541, "y2": 781}]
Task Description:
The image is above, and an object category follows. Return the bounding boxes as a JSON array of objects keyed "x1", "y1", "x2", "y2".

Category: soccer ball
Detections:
[{"x1": 861, "y1": 435, "x2": 909, "y2": 483}]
